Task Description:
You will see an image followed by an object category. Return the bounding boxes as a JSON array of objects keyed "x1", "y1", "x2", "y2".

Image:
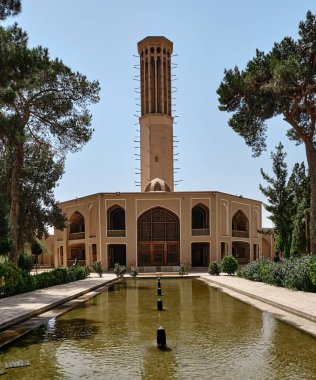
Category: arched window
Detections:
[
  {"x1": 192, "y1": 204, "x2": 209, "y2": 235},
  {"x1": 107, "y1": 205, "x2": 126, "y2": 237},
  {"x1": 232, "y1": 210, "x2": 249, "y2": 237},
  {"x1": 154, "y1": 182, "x2": 162, "y2": 191},
  {"x1": 69, "y1": 211, "x2": 85, "y2": 239}
]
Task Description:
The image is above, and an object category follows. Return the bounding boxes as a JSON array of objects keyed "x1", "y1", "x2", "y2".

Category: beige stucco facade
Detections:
[
  {"x1": 50, "y1": 36, "x2": 274, "y2": 270},
  {"x1": 52, "y1": 190, "x2": 273, "y2": 270}
]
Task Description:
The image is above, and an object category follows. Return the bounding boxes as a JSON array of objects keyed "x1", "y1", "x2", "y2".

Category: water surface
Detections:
[{"x1": 1, "y1": 278, "x2": 315, "y2": 379}]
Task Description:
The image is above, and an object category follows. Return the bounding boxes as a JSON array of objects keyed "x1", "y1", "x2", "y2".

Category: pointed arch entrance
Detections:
[{"x1": 137, "y1": 207, "x2": 180, "y2": 266}]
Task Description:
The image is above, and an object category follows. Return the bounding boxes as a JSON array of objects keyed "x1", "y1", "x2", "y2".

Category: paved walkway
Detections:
[{"x1": 0, "y1": 273, "x2": 117, "y2": 331}]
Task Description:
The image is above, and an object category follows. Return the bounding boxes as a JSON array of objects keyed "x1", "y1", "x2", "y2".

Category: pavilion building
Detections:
[{"x1": 50, "y1": 36, "x2": 273, "y2": 271}]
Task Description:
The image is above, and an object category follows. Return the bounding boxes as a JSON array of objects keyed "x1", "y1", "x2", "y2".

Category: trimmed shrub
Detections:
[
  {"x1": 0, "y1": 262, "x2": 89, "y2": 297},
  {"x1": 35, "y1": 271, "x2": 56, "y2": 288},
  {"x1": 208, "y1": 262, "x2": 220, "y2": 276},
  {"x1": 221, "y1": 256, "x2": 238, "y2": 275},
  {"x1": 51, "y1": 268, "x2": 69, "y2": 284}
]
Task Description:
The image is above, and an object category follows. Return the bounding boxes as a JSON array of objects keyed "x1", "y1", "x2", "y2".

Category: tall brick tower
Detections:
[{"x1": 137, "y1": 36, "x2": 174, "y2": 192}]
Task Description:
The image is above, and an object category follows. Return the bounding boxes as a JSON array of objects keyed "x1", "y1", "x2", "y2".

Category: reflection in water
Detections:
[{"x1": 0, "y1": 279, "x2": 315, "y2": 380}]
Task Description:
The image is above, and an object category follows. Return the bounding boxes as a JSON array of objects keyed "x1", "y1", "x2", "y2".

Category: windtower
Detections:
[{"x1": 137, "y1": 36, "x2": 174, "y2": 192}]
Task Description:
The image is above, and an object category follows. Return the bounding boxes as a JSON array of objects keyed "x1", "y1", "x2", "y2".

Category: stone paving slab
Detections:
[
  {"x1": 200, "y1": 274, "x2": 316, "y2": 322},
  {"x1": 0, "y1": 274, "x2": 117, "y2": 331}
]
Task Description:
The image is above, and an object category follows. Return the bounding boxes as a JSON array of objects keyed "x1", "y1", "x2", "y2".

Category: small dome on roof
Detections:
[{"x1": 144, "y1": 178, "x2": 171, "y2": 192}]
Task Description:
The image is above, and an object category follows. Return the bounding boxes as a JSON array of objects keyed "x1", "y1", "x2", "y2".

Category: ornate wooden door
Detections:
[{"x1": 137, "y1": 207, "x2": 180, "y2": 266}]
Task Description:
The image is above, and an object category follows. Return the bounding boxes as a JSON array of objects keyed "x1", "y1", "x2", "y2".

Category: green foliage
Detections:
[
  {"x1": 130, "y1": 266, "x2": 138, "y2": 277},
  {"x1": 221, "y1": 256, "x2": 238, "y2": 275},
  {"x1": 238, "y1": 256, "x2": 316, "y2": 292},
  {"x1": 260, "y1": 143, "x2": 309, "y2": 257},
  {"x1": 31, "y1": 240, "x2": 43, "y2": 256},
  {"x1": 178, "y1": 263, "x2": 186, "y2": 276},
  {"x1": 0, "y1": 255, "x2": 8, "y2": 263},
  {"x1": 0, "y1": 262, "x2": 21, "y2": 296},
  {"x1": 289, "y1": 162, "x2": 310, "y2": 255},
  {"x1": 83, "y1": 265, "x2": 91, "y2": 277},
  {"x1": 259, "y1": 143, "x2": 293, "y2": 257},
  {"x1": 309, "y1": 263, "x2": 316, "y2": 287},
  {"x1": 18, "y1": 253, "x2": 33, "y2": 272},
  {"x1": 0, "y1": 193, "x2": 11, "y2": 255},
  {"x1": 217, "y1": 11, "x2": 316, "y2": 252},
  {"x1": 49, "y1": 267, "x2": 69, "y2": 284},
  {"x1": 0, "y1": 23, "x2": 100, "y2": 262},
  {"x1": 208, "y1": 262, "x2": 220, "y2": 276},
  {"x1": 0, "y1": 0, "x2": 21, "y2": 20},
  {"x1": 92, "y1": 261, "x2": 103, "y2": 278},
  {"x1": 237, "y1": 258, "x2": 275, "y2": 283},
  {"x1": 113, "y1": 262, "x2": 126, "y2": 278},
  {"x1": 0, "y1": 263, "x2": 88, "y2": 297},
  {"x1": 68, "y1": 265, "x2": 86, "y2": 281}
]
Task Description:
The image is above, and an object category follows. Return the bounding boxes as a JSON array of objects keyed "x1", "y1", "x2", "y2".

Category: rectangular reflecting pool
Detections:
[{"x1": 1, "y1": 278, "x2": 316, "y2": 379}]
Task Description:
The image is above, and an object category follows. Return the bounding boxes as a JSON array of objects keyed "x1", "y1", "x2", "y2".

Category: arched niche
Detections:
[
  {"x1": 191, "y1": 203, "x2": 209, "y2": 236},
  {"x1": 232, "y1": 210, "x2": 249, "y2": 238},
  {"x1": 69, "y1": 211, "x2": 85, "y2": 240},
  {"x1": 107, "y1": 205, "x2": 126, "y2": 237}
]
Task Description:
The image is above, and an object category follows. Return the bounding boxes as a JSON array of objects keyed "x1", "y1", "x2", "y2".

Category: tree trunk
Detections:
[
  {"x1": 9, "y1": 142, "x2": 24, "y2": 264},
  {"x1": 306, "y1": 144, "x2": 316, "y2": 254}
]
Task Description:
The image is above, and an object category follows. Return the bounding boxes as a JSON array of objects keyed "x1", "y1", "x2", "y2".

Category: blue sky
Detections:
[{"x1": 10, "y1": 0, "x2": 314, "y2": 226}]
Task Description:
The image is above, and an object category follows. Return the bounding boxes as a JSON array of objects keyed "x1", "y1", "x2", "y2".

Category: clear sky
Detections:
[{"x1": 8, "y1": 0, "x2": 314, "y2": 227}]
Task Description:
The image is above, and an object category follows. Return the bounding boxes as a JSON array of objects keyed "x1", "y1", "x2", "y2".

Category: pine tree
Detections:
[
  {"x1": 0, "y1": 24, "x2": 100, "y2": 263},
  {"x1": 0, "y1": 0, "x2": 21, "y2": 20},
  {"x1": 288, "y1": 163, "x2": 310, "y2": 254},
  {"x1": 259, "y1": 143, "x2": 293, "y2": 257},
  {"x1": 217, "y1": 11, "x2": 316, "y2": 253},
  {"x1": 0, "y1": 193, "x2": 11, "y2": 255}
]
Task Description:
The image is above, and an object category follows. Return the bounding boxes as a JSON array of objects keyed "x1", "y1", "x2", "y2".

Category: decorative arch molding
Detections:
[
  {"x1": 137, "y1": 206, "x2": 180, "y2": 266},
  {"x1": 221, "y1": 201, "x2": 229, "y2": 236},
  {"x1": 107, "y1": 205, "x2": 126, "y2": 237},
  {"x1": 262, "y1": 237, "x2": 272, "y2": 258},
  {"x1": 253, "y1": 208, "x2": 259, "y2": 237},
  {"x1": 69, "y1": 211, "x2": 85, "y2": 240},
  {"x1": 232, "y1": 209, "x2": 249, "y2": 238},
  {"x1": 89, "y1": 203, "x2": 96, "y2": 238}
]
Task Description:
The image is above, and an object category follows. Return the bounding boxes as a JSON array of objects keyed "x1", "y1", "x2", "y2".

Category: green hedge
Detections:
[
  {"x1": 237, "y1": 255, "x2": 316, "y2": 292},
  {"x1": 0, "y1": 264, "x2": 89, "y2": 298}
]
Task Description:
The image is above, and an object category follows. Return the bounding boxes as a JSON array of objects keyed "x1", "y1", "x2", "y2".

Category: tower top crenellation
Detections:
[{"x1": 137, "y1": 36, "x2": 173, "y2": 54}]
